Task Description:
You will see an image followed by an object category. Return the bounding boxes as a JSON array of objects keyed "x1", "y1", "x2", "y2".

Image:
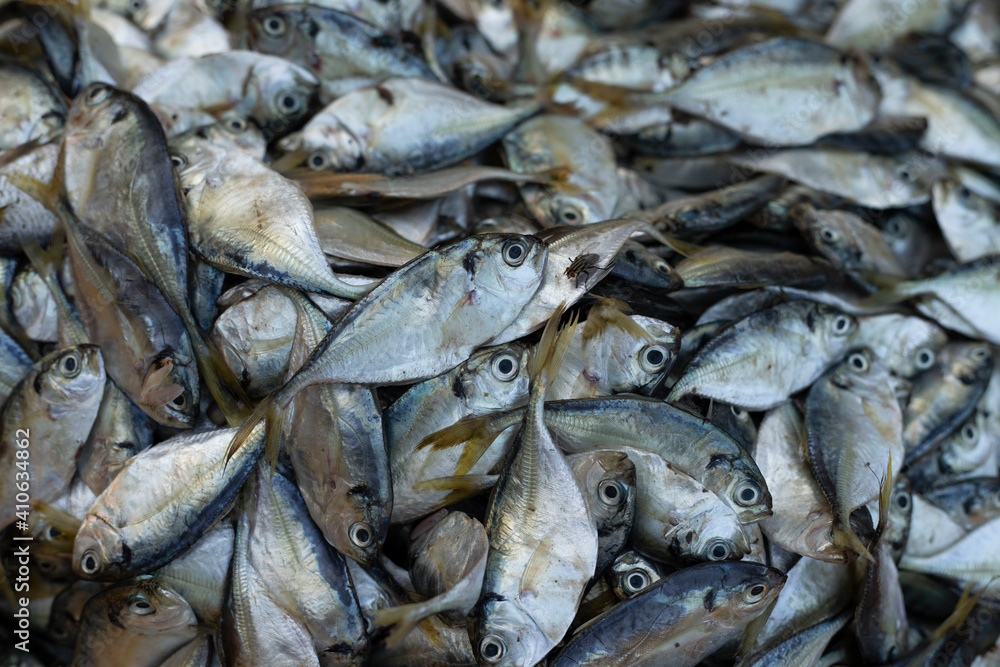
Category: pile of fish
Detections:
[{"x1": 1, "y1": 0, "x2": 1000, "y2": 664}]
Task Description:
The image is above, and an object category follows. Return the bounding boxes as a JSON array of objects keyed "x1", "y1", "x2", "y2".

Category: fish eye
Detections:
[
  {"x1": 655, "y1": 262, "x2": 670, "y2": 274},
  {"x1": 129, "y1": 598, "x2": 154, "y2": 615},
  {"x1": 819, "y1": 227, "x2": 839, "y2": 243},
  {"x1": 625, "y1": 569, "x2": 650, "y2": 593},
  {"x1": 708, "y1": 541, "x2": 731, "y2": 561},
  {"x1": 261, "y1": 14, "x2": 287, "y2": 37},
  {"x1": 502, "y1": 239, "x2": 528, "y2": 266},
  {"x1": 555, "y1": 202, "x2": 584, "y2": 225},
  {"x1": 895, "y1": 492, "x2": 909, "y2": 509},
  {"x1": 170, "y1": 393, "x2": 186, "y2": 409},
  {"x1": 128, "y1": 0, "x2": 144, "y2": 14},
  {"x1": 86, "y1": 85, "x2": 111, "y2": 105},
  {"x1": 170, "y1": 153, "x2": 186, "y2": 169},
  {"x1": 958, "y1": 186, "x2": 972, "y2": 200},
  {"x1": 38, "y1": 559, "x2": 54, "y2": 572},
  {"x1": 899, "y1": 169, "x2": 913, "y2": 182},
  {"x1": 349, "y1": 522, "x2": 374, "y2": 548},
  {"x1": 744, "y1": 583, "x2": 768, "y2": 602},
  {"x1": 479, "y1": 635, "x2": 506, "y2": 663},
  {"x1": 227, "y1": 117, "x2": 248, "y2": 132},
  {"x1": 598, "y1": 480, "x2": 625, "y2": 507},
  {"x1": 640, "y1": 345, "x2": 668, "y2": 372},
  {"x1": 884, "y1": 219, "x2": 902, "y2": 236},
  {"x1": 44, "y1": 525, "x2": 61, "y2": 540},
  {"x1": 59, "y1": 351, "x2": 82, "y2": 378},
  {"x1": 307, "y1": 151, "x2": 329, "y2": 171},
  {"x1": 80, "y1": 550, "x2": 100, "y2": 575},
  {"x1": 275, "y1": 91, "x2": 305, "y2": 116},
  {"x1": 734, "y1": 480, "x2": 761, "y2": 507},
  {"x1": 969, "y1": 346, "x2": 990, "y2": 362},
  {"x1": 914, "y1": 347, "x2": 935, "y2": 370},
  {"x1": 831, "y1": 314, "x2": 852, "y2": 336},
  {"x1": 848, "y1": 352, "x2": 869, "y2": 373},
  {"x1": 960, "y1": 423, "x2": 978, "y2": 444},
  {"x1": 490, "y1": 353, "x2": 519, "y2": 381}
]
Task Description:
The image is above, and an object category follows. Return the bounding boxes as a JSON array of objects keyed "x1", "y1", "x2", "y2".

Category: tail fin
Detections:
[
  {"x1": 874, "y1": 454, "x2": 893, "y2": 540},
  {"x1": 30, "y1": 499, "x2": 82, "y2": 536},
  {"x1": 581, "y1": 297, "x2": 653, "y2": 344},
  {"x1": 373, "y1": 600, "x2": 440, "y2": 649},
  {"x1": 416, "y1": 411, "x2": 522, "y2": 476},
  {"x1": 528, "y1": 303, "x2": 577, "y2": 395},
  {"x1": 225, "y1": 394, "x2": 271, "y2": 465},
  {"x1": 189, "y1": 328, "x2": 251, "y2": 427}
]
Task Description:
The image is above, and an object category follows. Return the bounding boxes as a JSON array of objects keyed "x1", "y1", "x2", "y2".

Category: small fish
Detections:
[{"x1": 932, "y1": 179, "x2": 1000, "y2": 262}]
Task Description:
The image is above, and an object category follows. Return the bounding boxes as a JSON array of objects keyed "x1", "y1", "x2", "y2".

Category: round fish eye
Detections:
[
  {"x1": 86, "y1": 85, "x2": 111, "y2": 105},
  {"x1": 261, "y1": 14, "x2": 287, "y2": 37},
  {"x1": 895, "y1": 492, "x2": 909, "y2": 509},
  {"x1": 170, "y1": 153, "x2": 186, "y2": 169},
  {"x1": 479, "y1": 635, "x2": 506, "y2": 663},
  {"x1": 502, "y1": 239, "x2": 528, "y2": 266},
  {"x1": 227, "y1": 117, "x2": 247, "y2": 132},
  {"x1": 349, "y1": 522, "x2": 374, "y2": 548},
  {"x1": 625, "y1": 569, "x2": 650, "y2": 593},
  {"x1": 655, "y1": 261, "x2": 671, "y2": 274},
  {"x1": 831, "y1": 314, "x2": 852, "y2": 336},
  {"x1": 275, "y1": 91, "x2": 304, "y2": 116},
  {"x1": 45, "y1": 525, "x2": 61, "y2": 540},
  {"x1": 490, "y1": 353, "x2": 519, "y2": 381},
  {"x1": 958, "y1": 186, "x2": 972, "y2": 199},
  {"x1": 170, "y1": 393, "x2": 186, "y2": 409},
  {"x1": 129, "y1": 0, "x2": 144, "y2": 14},
  {"x1": 59, "y1": 352, "x2": 82, "y2": 378},
  {"x1": 914, "y1": 347, "x2": 935, "y2": 371},
  {"x1": 307, "y1": 151, "x2": 329, "y2": 171},
  {"x1": 708, "y1": 541, "x2": 730, "y2": 561},
  {"x1": 744, "y1": 583, "x2": 768, "y2": 602},
  {"x1": 884, "y1": 219, "x2": 901, "y2": 236},
  {"x1": 80, "y1": 550, "x2": 100, "y2": 575},
  {"x1": 961, "y1": 423, "x2": 978, "y2": 444},
  {"x1": 899, "y1": 169, "x2": 913, "y2": 182},
  {"x1": 848, "y1": 352, "x2": 869, "y2": 373},
  {"x1": 130, "y1": 599, "x2": 154, "y2": 615},
  {"x1": 819, "y1": 227, "x2": 839, "y2": 243},
  {"x1": 734, "y1": 480, "x2": 761, "y2": 507},
  {"x1": 731, "y1": 405, "x2": 746, "y2": 418},
  {"x1": 640, "y1": 345, "x2": 668, "y2": 372},
  {"x1": 556, "y1": 202, "x2": 584, "y2": 225},
  {"x1": 598, "y1": 480, "x2": 625, "y2": 507},
  {"x1": 970, "y1": 346, "x2": 990, "y2": 362}
]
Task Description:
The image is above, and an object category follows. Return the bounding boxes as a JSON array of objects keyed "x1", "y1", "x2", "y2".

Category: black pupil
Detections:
[
  {"x1": 740, "y1": 487, "x2": 755, "y2": 502},
  {"x1": 64, "y1": 357, "x2": 77, "y2": 372},
  {"x1": 920, "y1": 352, "x2": 930, "y2": 363},
  {"x1": 657, "y1": 263, "x2": 668, "y2": 273},
  {"x1": 646, "y1": 349, "x2": 664, "y2": 366},
  {"x1": 171, "y1": 395, "x2": 184, "y2": 407},
  {"x1": 901, "y1": 170, "x2": 911, "y2": 180},
  {"x1": 483, "y1": 642, "x2": 500, "y2": 658},
  {"x1": 822, "y1": 230, "x2": 834, "y2": 239},
  {"x1": 897, "y1": 495, "x2": 908, "y2": 508},
  {"x1": 269, "y1": 19, "x2": 281, "y2": 30},
  {"x1": 713, "y1": 545, "x2": 726, "y2": 558},
  {"x1": 629, "y1": 574, "x2": 644, "y2": 589},
  {"x1": 311, "y1": 155, "x2": 323, "y2": 167},
  {"x1": 604, "y1": 484, "x2": 619, "y2": 500},
  {"x1": 564, "y1": 211, "x2": 577, "y2": 221},
  {"x1": 750, "y1": 585, "x2": 764, "y2": 596},
  {"x1": 497, "y1": 359, "x2": 513, "y2": 375},
  {"x1": 507, "y1": 244, "x2": 523, "y2": 260},
  {"x1": 282, "y1": 96, "x2": 296, "y2": 109},
  {"x1": 355, "y1": 528, "x2": 370, "y2": 543},
  {"x1": 965, "y1": 427, "x2": 975, "y2": 439},
  {"x1": 136, "y1": 602, "x2": 149, "y2": 609},
  {"x1": 852, "y1": 356, "x2": 864, "y2": 369},
  {"x1": 84, "y1": 555, "x2": 96, "y2": 570}
]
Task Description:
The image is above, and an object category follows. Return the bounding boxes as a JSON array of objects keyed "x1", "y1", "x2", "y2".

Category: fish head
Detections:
[
  {"x1": 73, "y1": 515, "x2": 128, "y2": 581},
  {"x1": 67, "y1": 84, "x2": 133, "y2": 139},
  {"x1": 468, "y1": 233, "x2": 548, "y2": 301},
  {"x1": 323, "y1": 490, "x2": 389, "y2": 565},
  {"x1": 889, "y1": 317, "x2": 947, "y2": 379},
  {"x1": 947, "y1": 342, "x2": 994, "y2": 383},
  {"x1": 686, "y1": 514, "x2": 752, "y2": 563},
  {"x1": 250, "y1": 58, "x2": 318, "y2": 136},
  {"x1": 139, "y1": 352, "x2": 199, "y2": 428},
  {"x1": 11, "y1": 267, "x2": 54, "y2": 338},
  {"x1": 471, "y1": 597, "x2": 549, "y2": 667},
  {"x1": 526, "y1": 188, "x2": 608, "y2": 228},
  {"x1": 458, "y1": 343, "x2": 531, "y2": 412},
  {"x1": 611, "y1": 316, "x2": 680, "y2": 393},
  {"x1": 106, "y1": 576, "x2": 197, "y2": 634},
  {"x1": 279, "y1": 119, "x2": 364, "y2": 173},
  {"x1": 609, "y1": 552, "x2": 660, "y2": 599},
  {"x1": 711, "y1": 563, "x2": 786, "y2": 624},
  {"x1": 810, "y1": 303, "x2": 857, "y2": 354},
  {"x1": 37, "y1": 345, "x2": 107, "y2": 419},
  {"x1": 713, "y1": 456, "x2": 772, "y2": 524},
  {"x1": 574, "y1": 450, "x2": 636, "y2": 529}
]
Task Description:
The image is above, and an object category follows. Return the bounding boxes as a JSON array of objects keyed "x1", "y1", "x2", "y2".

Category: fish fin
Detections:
[
  {"x1": 30, "y1": 499, "x2": 82, "y2": 535},
  {"x1": 582, "y1": 297, "x2": 653, "y2": 344},
  {"x1": 638, "y1": 225, "x2": 702, "y2": 258},
  {"x1": 140, "y1": 357, "x2": 184, "y2": 406},
  {"x1": 187, "y1": 319, "x2": 252, "y2": 427},
  {"x1": 529, "y1": 303, "x2": 577, "y2": 393},
  {"x1": 875, "y1": 453, "x2": 893, "y2": 539},
  {"x1": 224, "y1": 395, "x2": 271, "y2": 464},
  {"x1": 736, "y1": 596, "x2": 779, "y2": 665},
  {"x1": 857, "y1": 271, "x2": 915, "y2": 308},
  {"x1": 832, "y1": 522, "x2": 874, "y2": 564},
  {"x1": 373, "y1": 601, "x2": 433, "y2": 649},
  {"x1": 413, "y1": 474, "x2": 497, "y2": 494},
  {"x1": 416, "y1": 413, "x2": 515, "y2": 476}
]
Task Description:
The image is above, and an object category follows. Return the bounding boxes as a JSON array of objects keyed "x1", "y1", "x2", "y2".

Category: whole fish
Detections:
[
  {"x1": 549, "y1": 562, "x2": 785, "y2": 667},
  {"x1": 279, "y1": 79, "x2": 537, "y2": 175},
  {"x1": 669, "y1": 301, "x2": 857, "y2": 410},
  {"x1": 0, "y1": 345, "x2": 105, "y2": 528}
]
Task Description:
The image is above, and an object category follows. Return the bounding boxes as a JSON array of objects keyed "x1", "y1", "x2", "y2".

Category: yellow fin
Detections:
[
  {"x1": 416, "y1": 412, "x2": 520, "y2": 476},
  {"x1": 30, "y1": 499, "x2": 81, "y2": 536},
  {"x1": 413, "y1": 474, "x2": 497, "y2": 494},
  {"x1": 581, "y1": 297, "x2": 654, "y2": 345}
]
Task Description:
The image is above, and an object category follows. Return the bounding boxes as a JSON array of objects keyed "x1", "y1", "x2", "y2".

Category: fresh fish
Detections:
[
  {"x1": 549, "y1": 562, "x2": 785, "y2": 667},
  {"x1": 279, "y1": 79, "x2": 536, "y2": 175},
  {"x1": 933, "y1": 180, "x2": 1000, "y2": 262},
  {"x1": 923, "y1": 478, "x2": 1000, "y2": 530},
  {"x1": 741, "y1": 611, "x2": 850, "y2": 667},
  {"x1": 0, "y1": 345, "x2": 105, "y2": 528},
  {"x1": 566, "y1": 450, "x2": 637, "y2": 574},
  {"x1": 669, "y1": 301, "x2": 856, "y2": 410},
  {"x1": 249, "y1": 5, "x2": 433, "y2": 101},
  {"x1": 851, "y1": 313, "x2": 948, "y2": 378},
  {"x1": 312, "y1": 206, "x2": 426, "y2": 268},
  {"x1": 672, "y1": 246, "x2": 832, "y2": 290},
  {"x1": 608, "y1": 241, "x2": 683, "y2": 291}
]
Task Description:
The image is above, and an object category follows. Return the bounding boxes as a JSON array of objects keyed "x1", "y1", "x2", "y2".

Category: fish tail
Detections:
[
  {"x1": 190, "y1": 327, "x2": 251, "y2": 426},
  {"x1": 373, "y1": 602, "x2": 431, "y2": 649},
  {"x1": 875, "y1": 454, "x2": 893, "y2": 538},
  {"x1": 857, "y1": 271, "x2": 914, "y2": 307},
  {"x1": 638, "y1": 224, "x2": 703, "y2": 258},
  {"x1": 832, "y1": 520, "x2": 874, "y2": 564}
]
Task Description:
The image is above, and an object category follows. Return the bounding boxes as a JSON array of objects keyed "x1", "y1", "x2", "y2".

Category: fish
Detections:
[
  {"x1": 0, "y1": 63, "x2": 66, "y2": 149},
  {"x1": 0, "y1": 345, "x2": 105, "y2": 528},
  {"x1": 851, "y1": 313, "x2": 948, "y2": 378},
  {"x1": 10, "y1": 265, "x2": 58, "y2": 342},
  {"x1": 566, "y1": 449, "x2": 637, "y2": 575},
  {"x1": 932, "y1": 179, "x2": 1000, "y2": 262}
]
